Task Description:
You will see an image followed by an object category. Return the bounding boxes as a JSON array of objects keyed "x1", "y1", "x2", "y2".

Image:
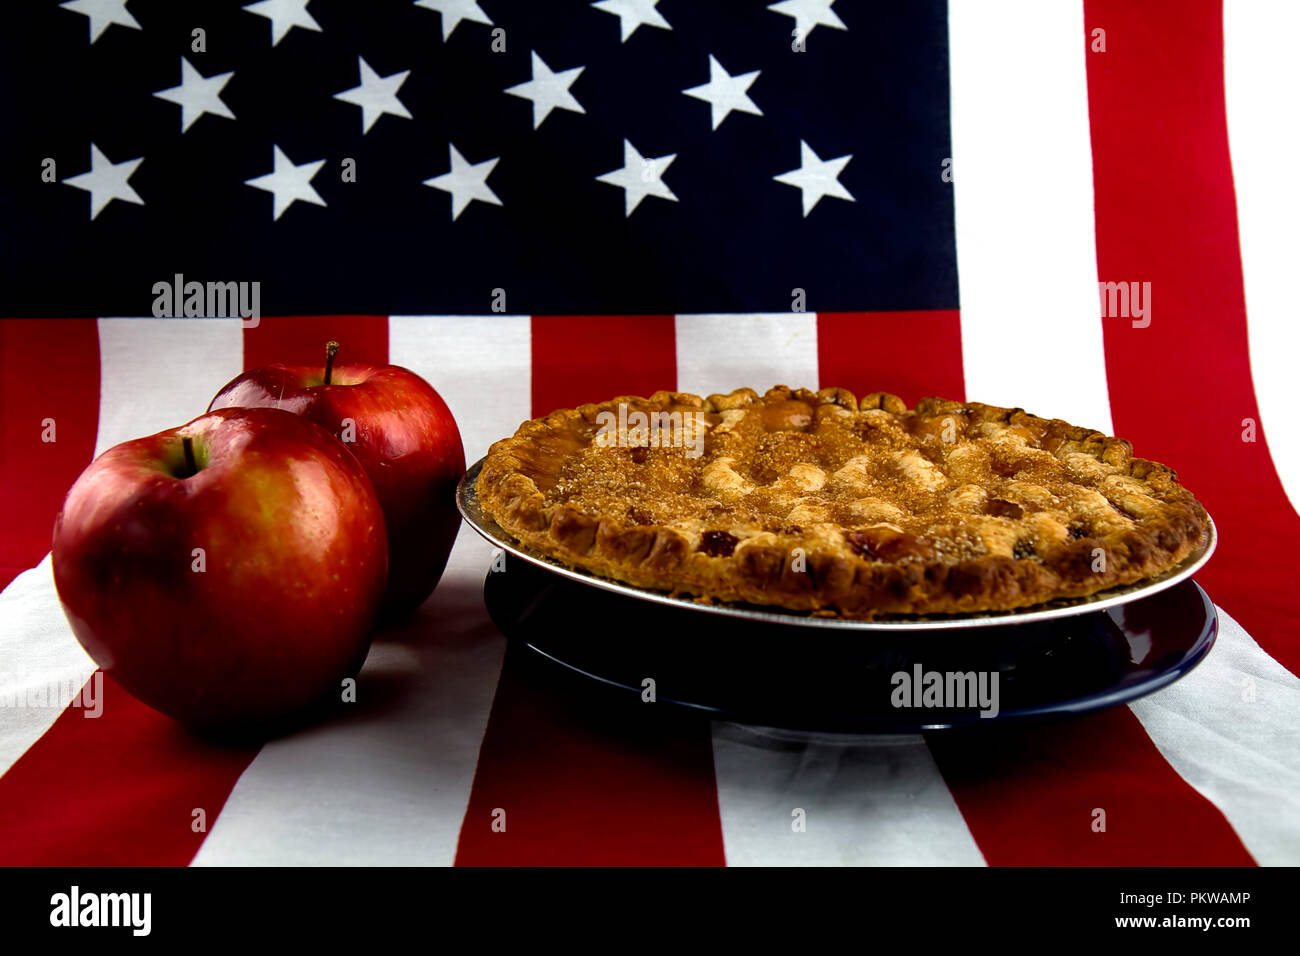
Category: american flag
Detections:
[
  {"x1": 7, "y1": 0, "x2": 954, "y2": 316},
  {"x1": 0, "y1": 0, "x2": 1297, "y2": 866}
]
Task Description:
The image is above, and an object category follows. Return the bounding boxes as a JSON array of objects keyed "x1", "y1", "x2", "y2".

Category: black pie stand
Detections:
[{"x1": 483, "y1": 560, "x2": 1217, "y2": 733}]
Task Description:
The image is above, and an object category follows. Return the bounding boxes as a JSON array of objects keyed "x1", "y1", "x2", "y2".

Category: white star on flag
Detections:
[
  {"x1": 244, "y1": 145, "x2": 326, "y2": 220},
  {"x1": 591, "y1": 0, "x2": 671, "y2": 43},
  {"x1": 58, "y1": 0, "x2": 141, "y2": 45},
  {"x1": 414, "y1": 0, "x2": 493, "y2": 41},
  {"x1": 596, "y1": 139, "x2": 678, "y2": 217},
  {"x1": 773, "y1": 139, "x2": 854, "y2": 216},
  {"x1": 63, "y1": 144, "x2": 144, "y2": 220},
  {"x1": 682, "y1": 55, "x2": 762, "y2": 130},
  {"x1": 333, "y1": 57, "x2": 412, "y2": 134},
  {"x1": 152, "y1": 57, "x2": 236, "y2": 133},
  {"x1": 504, "y1": 52, "x2": 585, "y2": 130},
  {"x1": 767, "y1": 0, "x2": 847, "y2": 44},
  {"x1": 423, "y1": 144, "x2": 502, "y2": 220},
  {"x1": 242, "y1": 0, "x2": 322, "y2": 47}
]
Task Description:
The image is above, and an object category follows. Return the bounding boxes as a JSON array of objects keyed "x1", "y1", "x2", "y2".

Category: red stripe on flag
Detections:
[
  {"x1": 456, "y1": 314, "x2": 723, "y2": 866},
  {"x1": 242, "y1": 314, "x2": 389, "y2": 372},
  {"x1": 928, "y1": 708, "x2": 1254, "y2": 865},
  {"x1": 1084, "y1": 0, "x2": 1300, "y2": 676},
  {"x1": 0, "y1": 674, "x2": 259, "y2": 865},
  {"x1": 530, "y1": 315, "x2": 676, "y2": 410},
  {"x1": 0, "y1": 319, "x2": 100, "y2": 590},
  {"x1": 817, "y1": 310, "x2": 964, "y2": 405},
  {"x1": 454, "y1": 646, "x2": 725, "y2": 865}
]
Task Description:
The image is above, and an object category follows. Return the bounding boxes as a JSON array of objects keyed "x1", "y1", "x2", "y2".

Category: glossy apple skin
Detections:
[
  {"x1": 209, "y1": 363, "x2": 465, "y2": 618},
  {"x1": 51, "y1": 407, "x2": 388, "y2": 727}
]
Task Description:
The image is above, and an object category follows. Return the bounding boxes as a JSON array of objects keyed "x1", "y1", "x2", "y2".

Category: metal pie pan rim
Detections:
[{"x1": 457, "y1": 457, "x2": 1217, "y2": 632}]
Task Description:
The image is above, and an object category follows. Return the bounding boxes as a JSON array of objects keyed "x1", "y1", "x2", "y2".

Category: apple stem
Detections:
[
  {"x1": 324, "y1": 340, "x2": 340, "y2": 385},
  {"x1": 181, "y1": 436, "x2": 198, "y2": 477}
]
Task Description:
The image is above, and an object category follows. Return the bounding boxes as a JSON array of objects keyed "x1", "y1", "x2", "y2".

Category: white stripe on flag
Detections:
[
  {"x1": 674, "y1": 314, "x2": 818, "y2": 399},
  {"x1": 948, "y1": 0, "x2": 1114, "y2": 434},
  {"x1": 94, "y1": 318, "x2": 245, "y2": 457},
  {"x1": 1223, "y1": 0, "x2": 1300, "y2": 519},
  {"x1": 712, "y1": 725, "x2": 986, "y2": 866},
  {"x1": 1129, "y1": 606, "x2": 1300, "y2": 865},
  {"x1": 193, "y1": 316, "x2": 528, "y2": 865},
  {"x1": 0, "y1": 557, "x2": 97, "y2": 777},
  {"x1": 391, "y1": 315, "x2": 533, "y2": 464}
]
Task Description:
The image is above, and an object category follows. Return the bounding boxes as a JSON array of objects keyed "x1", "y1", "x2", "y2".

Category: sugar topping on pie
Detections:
[{"x1": 475, "y1": 386, "x2": 1210, "y2": 618}]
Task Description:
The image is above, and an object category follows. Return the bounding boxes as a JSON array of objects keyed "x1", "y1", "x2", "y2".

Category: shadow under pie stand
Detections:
[{"x1": 482, "y1": 558, "x2": 1218, "y2": 734}]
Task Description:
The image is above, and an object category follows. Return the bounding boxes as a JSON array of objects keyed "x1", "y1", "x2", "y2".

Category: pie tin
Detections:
[{"x1": 457, "y1": 457, "x2": 1217, "y2": 632}]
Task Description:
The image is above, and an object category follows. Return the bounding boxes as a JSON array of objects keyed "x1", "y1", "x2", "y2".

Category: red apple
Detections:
[
  {"x1": 208, "y1": 343, "x2": 465, "y2": 618},
  {"x1": 51, "y1": 407, "x2": 388, "y2": 727}
]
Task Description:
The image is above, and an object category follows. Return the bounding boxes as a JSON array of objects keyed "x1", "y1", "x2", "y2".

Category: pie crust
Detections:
[{"x1": 475, "y1": 387, "x2": 1210, "y2": 618}]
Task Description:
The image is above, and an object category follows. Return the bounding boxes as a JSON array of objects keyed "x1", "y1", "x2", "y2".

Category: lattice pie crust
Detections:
[{"x1": 476, "y1": 387, "x2": 1210, "y2": 617}]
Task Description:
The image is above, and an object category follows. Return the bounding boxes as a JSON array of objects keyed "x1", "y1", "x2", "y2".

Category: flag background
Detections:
[
  {"x1": 1, "y1": 0, "x2": 1298, "y2": 865},
  {"x1": 2, "y1": 0, "x2": 956, "y2": 315}
]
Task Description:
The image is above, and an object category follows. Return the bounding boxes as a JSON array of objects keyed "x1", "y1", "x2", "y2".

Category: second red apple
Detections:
[{"x1": 209, "y1": 343, "x2": 465, "y2": 617}]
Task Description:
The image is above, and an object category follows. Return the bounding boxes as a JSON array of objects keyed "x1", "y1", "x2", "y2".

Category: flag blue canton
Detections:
[{"x1": 3, "y1": 0, "x2": 957, "y2": 316}]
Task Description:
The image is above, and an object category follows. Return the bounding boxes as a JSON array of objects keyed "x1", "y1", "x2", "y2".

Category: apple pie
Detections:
[{"x1": 475, "y1": 387, "x2": 1210, "y2": 618}]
